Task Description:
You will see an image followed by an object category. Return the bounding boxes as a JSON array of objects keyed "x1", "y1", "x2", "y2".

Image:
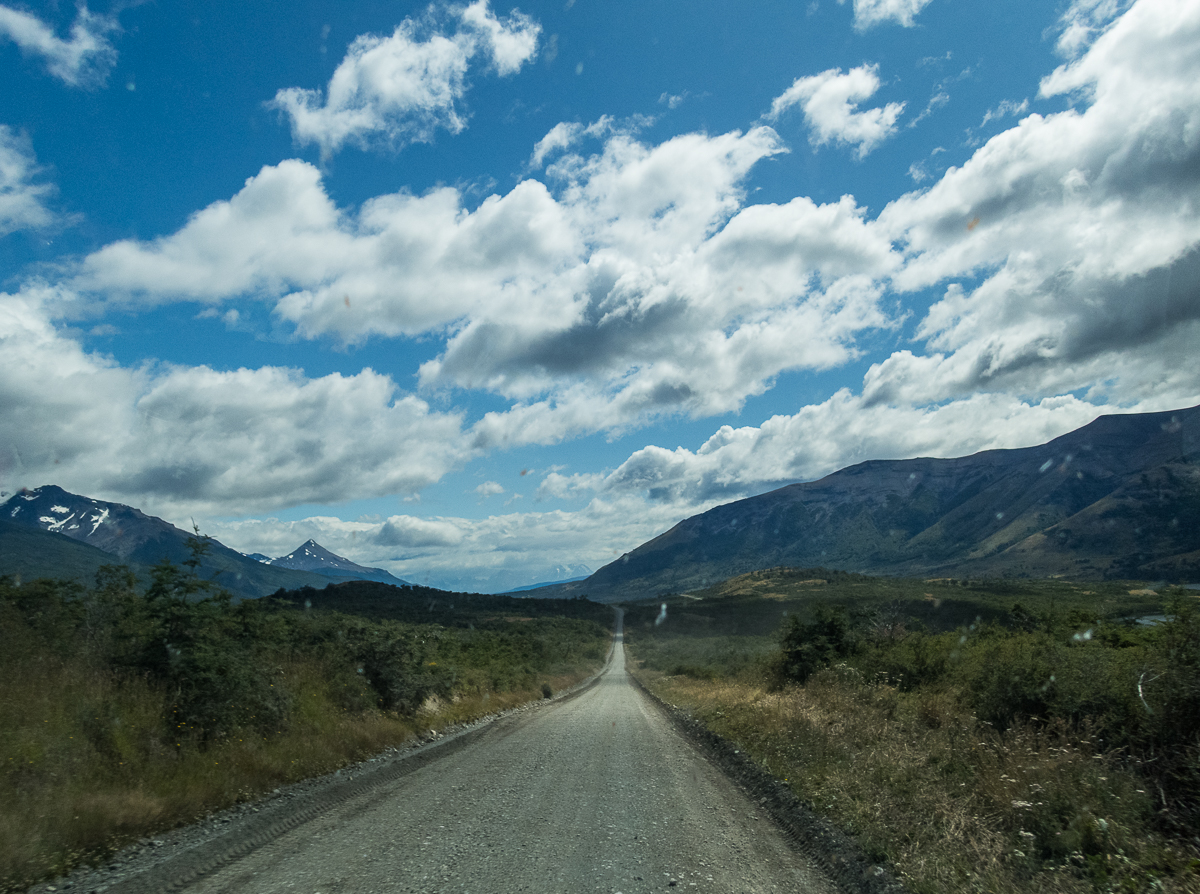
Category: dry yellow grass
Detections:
[
  {"x1": 0, "y1": 657, "x2": 599, "y2": 892},
  {"x1": 637, "y1": 666, "x2": 1200, "y2": 894}
]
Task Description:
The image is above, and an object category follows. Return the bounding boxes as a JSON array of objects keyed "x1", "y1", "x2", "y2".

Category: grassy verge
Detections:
[
  {"x1": 624, "y1": 570, "x2": 1200, "y2": 894},
  {"x1": 1, "y1": 563, "x2": 610, "y2": 892}
]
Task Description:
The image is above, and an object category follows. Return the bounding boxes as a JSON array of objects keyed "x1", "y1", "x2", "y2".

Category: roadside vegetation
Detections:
[
  {"x1": 625, "y1": 568, "x2": 1200, "y2": 894},
  {"x1": 0, "y1": 538, "x2": 611, "y2": 892}
]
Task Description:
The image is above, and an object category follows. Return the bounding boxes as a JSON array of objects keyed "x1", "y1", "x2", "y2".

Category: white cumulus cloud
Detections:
[
  {"x1": 270, "y1": 0, "x2": 539, "y2": 158},
  {"x1": 768, "y1": 64, "x2": 905, "y2": 158},
  {"x1": 474, "y1": 480, "x2": 505, "y2": 497},
  {"x1": 528, "y1": 116, "x2": 612, "y2": 168},
  {"x1": 0, "y1": 2, "x2": 119, "y2": 88},
  {"x1": 1055, "y1": 0, "x2": 1129, "y2": 56},
  {"x1": 530, "y1": 121, "x2": 582, "y2": 168},
  {"x1": 0, "y1": 126, "x2": 56, "y2": 235},
  {"x1": 76, "y1": 125, "x2": 899, "y2": 447},
  {"x1": 79, "y1": 158, "x2": 580, "y2": 339},
  {"x1": 459, "y1": 0, "x2": 539, "y2": 74},
  {"x1": 840, "y1": 0, "x2": 933, "y2": 31}
]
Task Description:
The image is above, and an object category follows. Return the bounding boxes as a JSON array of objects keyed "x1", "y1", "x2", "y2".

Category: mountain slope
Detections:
[
  {"x1": 539, "y1": 405, "x2": 1200, "y2": 602},
  {"x1": 1, "y1": 486, "x2": 340, "y2": 599},
  {"x1": 0, "y1": 519, "x2": 152, "y2": 586},
  {"x1": 269, "y1": 539, "x2": 410, "y2": 586}
]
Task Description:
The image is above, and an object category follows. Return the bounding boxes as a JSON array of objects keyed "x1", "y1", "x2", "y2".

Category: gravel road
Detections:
[{"x1": 114, "y1": 618, "x2": 839, "y2": 894}]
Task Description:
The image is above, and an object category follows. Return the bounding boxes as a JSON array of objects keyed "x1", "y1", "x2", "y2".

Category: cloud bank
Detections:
[
  {"x1": 0, "y1": 285, "x2": 470, "y2": 518},
  {"x1": 201, "y1": 392, "x2": 1170, "y2": 591},
  {"x1": 875, "y1": 0, "x2": 1200, "y2": 407},
  {"x1": 78, "y1": 126, "x2": 898, "y2": 445}
]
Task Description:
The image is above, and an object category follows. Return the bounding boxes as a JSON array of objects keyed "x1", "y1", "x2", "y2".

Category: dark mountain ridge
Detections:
[{"x1": 535, "y1": 404, "x2": 1200, "y2": 602}]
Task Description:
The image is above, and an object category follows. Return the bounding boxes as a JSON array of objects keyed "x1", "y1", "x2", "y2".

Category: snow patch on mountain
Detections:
[
  {"x1": 89, "y1": 508, "x2": 110, "y2": 536},
  {"x1": 42, "y1": 512, "x2": 76, "y2": 532}
]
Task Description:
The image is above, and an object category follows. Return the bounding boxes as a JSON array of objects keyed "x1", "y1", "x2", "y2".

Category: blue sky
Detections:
[{"x1": 2, "y1": 0, "x2": 1198, "y2": 591}]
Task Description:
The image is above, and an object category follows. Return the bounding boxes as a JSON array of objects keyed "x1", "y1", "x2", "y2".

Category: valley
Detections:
[
  {"x1": 4, "y1": 405, "x2": 1199, "y2": 894},
  {"x1": 4, "y1": 0, "x2": 1200, "y2": 888}
]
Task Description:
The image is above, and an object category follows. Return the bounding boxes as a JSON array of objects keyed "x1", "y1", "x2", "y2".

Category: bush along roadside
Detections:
[
  {"x1": 627, "y1": 592, "x2": 1200, "y2": 894},
  {"x1": 0, "y1": 542, "x2": 610, "y2": 893}
]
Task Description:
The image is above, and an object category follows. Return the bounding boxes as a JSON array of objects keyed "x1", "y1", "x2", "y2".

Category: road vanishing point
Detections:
[{"x1": 143, "y1": 613, "x2": 838, "y2": 894}]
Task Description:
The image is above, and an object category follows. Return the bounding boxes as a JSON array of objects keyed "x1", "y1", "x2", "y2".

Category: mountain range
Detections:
[
  {"x1": 0, "y1": 485, "x2": 587, "y2": 596},
  {"x1": 532, "y1": 404, "x2": 1200, "y2": 603},
  {"x1": 0, "y1": 486, "x2": 401, "y2": 598},
  {"x1": 7, "y1": 404, "x2": 1197, "y2": 604}
]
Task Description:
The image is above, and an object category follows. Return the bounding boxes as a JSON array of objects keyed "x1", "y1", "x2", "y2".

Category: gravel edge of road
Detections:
[
  {"x1": 628, "y1": 672, "x2": 909, "y2": 894},
  {"x1": 26, "y1": 646, "x2": 616, "y2": 894}
]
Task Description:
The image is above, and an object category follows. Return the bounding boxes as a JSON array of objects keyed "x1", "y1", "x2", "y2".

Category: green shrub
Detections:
[
  {"x1": 352, "y1": 631, "x2": 453, "y2": 713},
  {"x1": 861, "y1": 630, "x2": 954, "y2": 691},
  {"x1": 2, "y1": 556, "x2": 612, "y2": 892},
  {"x1": 778, "y1": 603, "x2": 858, "y2": 684}
]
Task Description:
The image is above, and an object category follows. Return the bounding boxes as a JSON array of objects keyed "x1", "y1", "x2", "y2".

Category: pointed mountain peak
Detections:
[{"x1": 270, "y1": 540, "x2": 409, "y2": 586}]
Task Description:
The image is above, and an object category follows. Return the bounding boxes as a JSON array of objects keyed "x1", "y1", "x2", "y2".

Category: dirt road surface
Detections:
[{"x1": 171, "y1": 618, "x2": 837, "y2": 894}]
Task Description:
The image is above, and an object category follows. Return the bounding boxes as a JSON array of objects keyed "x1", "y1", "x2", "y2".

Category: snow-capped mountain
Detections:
[
  {"x1": 1, "y1": 486, "x2": 341, "y2": 598},
  {"x1": 268, "y1": 539, "x2": 409, "y2": 586},
  {"x1": 4, "y1": 484, "x2": 207, "y2": 564}
]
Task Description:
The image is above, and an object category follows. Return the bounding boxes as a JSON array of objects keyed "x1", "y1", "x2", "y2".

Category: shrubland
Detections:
[
  {"x1": 625, "y1": 569, "x2": 1200, "y2": 894},
  {"x1": 0, "y1": 542, "x2": 611, "y2": 892}
]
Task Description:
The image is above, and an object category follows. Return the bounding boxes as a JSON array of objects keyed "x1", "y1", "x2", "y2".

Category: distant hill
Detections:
[
  {"x1": 1, "y1": 486, "x2": 341, "y2": 599},
  {"x1": 268, "y1": 539, "x2": 410, "y2": 586},
  {"x1": 505, "y1": 575, "x2": 591, "y2": 594},
  {"x1": 414, "y1": 563, "x2": 593, "y2": 594},
  {"x1": 272, "y1": 578, "x2": 612, "y2": 627},
  {"x1": 532, "y1": 404, "x2": 1200, "y2": 603}
]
